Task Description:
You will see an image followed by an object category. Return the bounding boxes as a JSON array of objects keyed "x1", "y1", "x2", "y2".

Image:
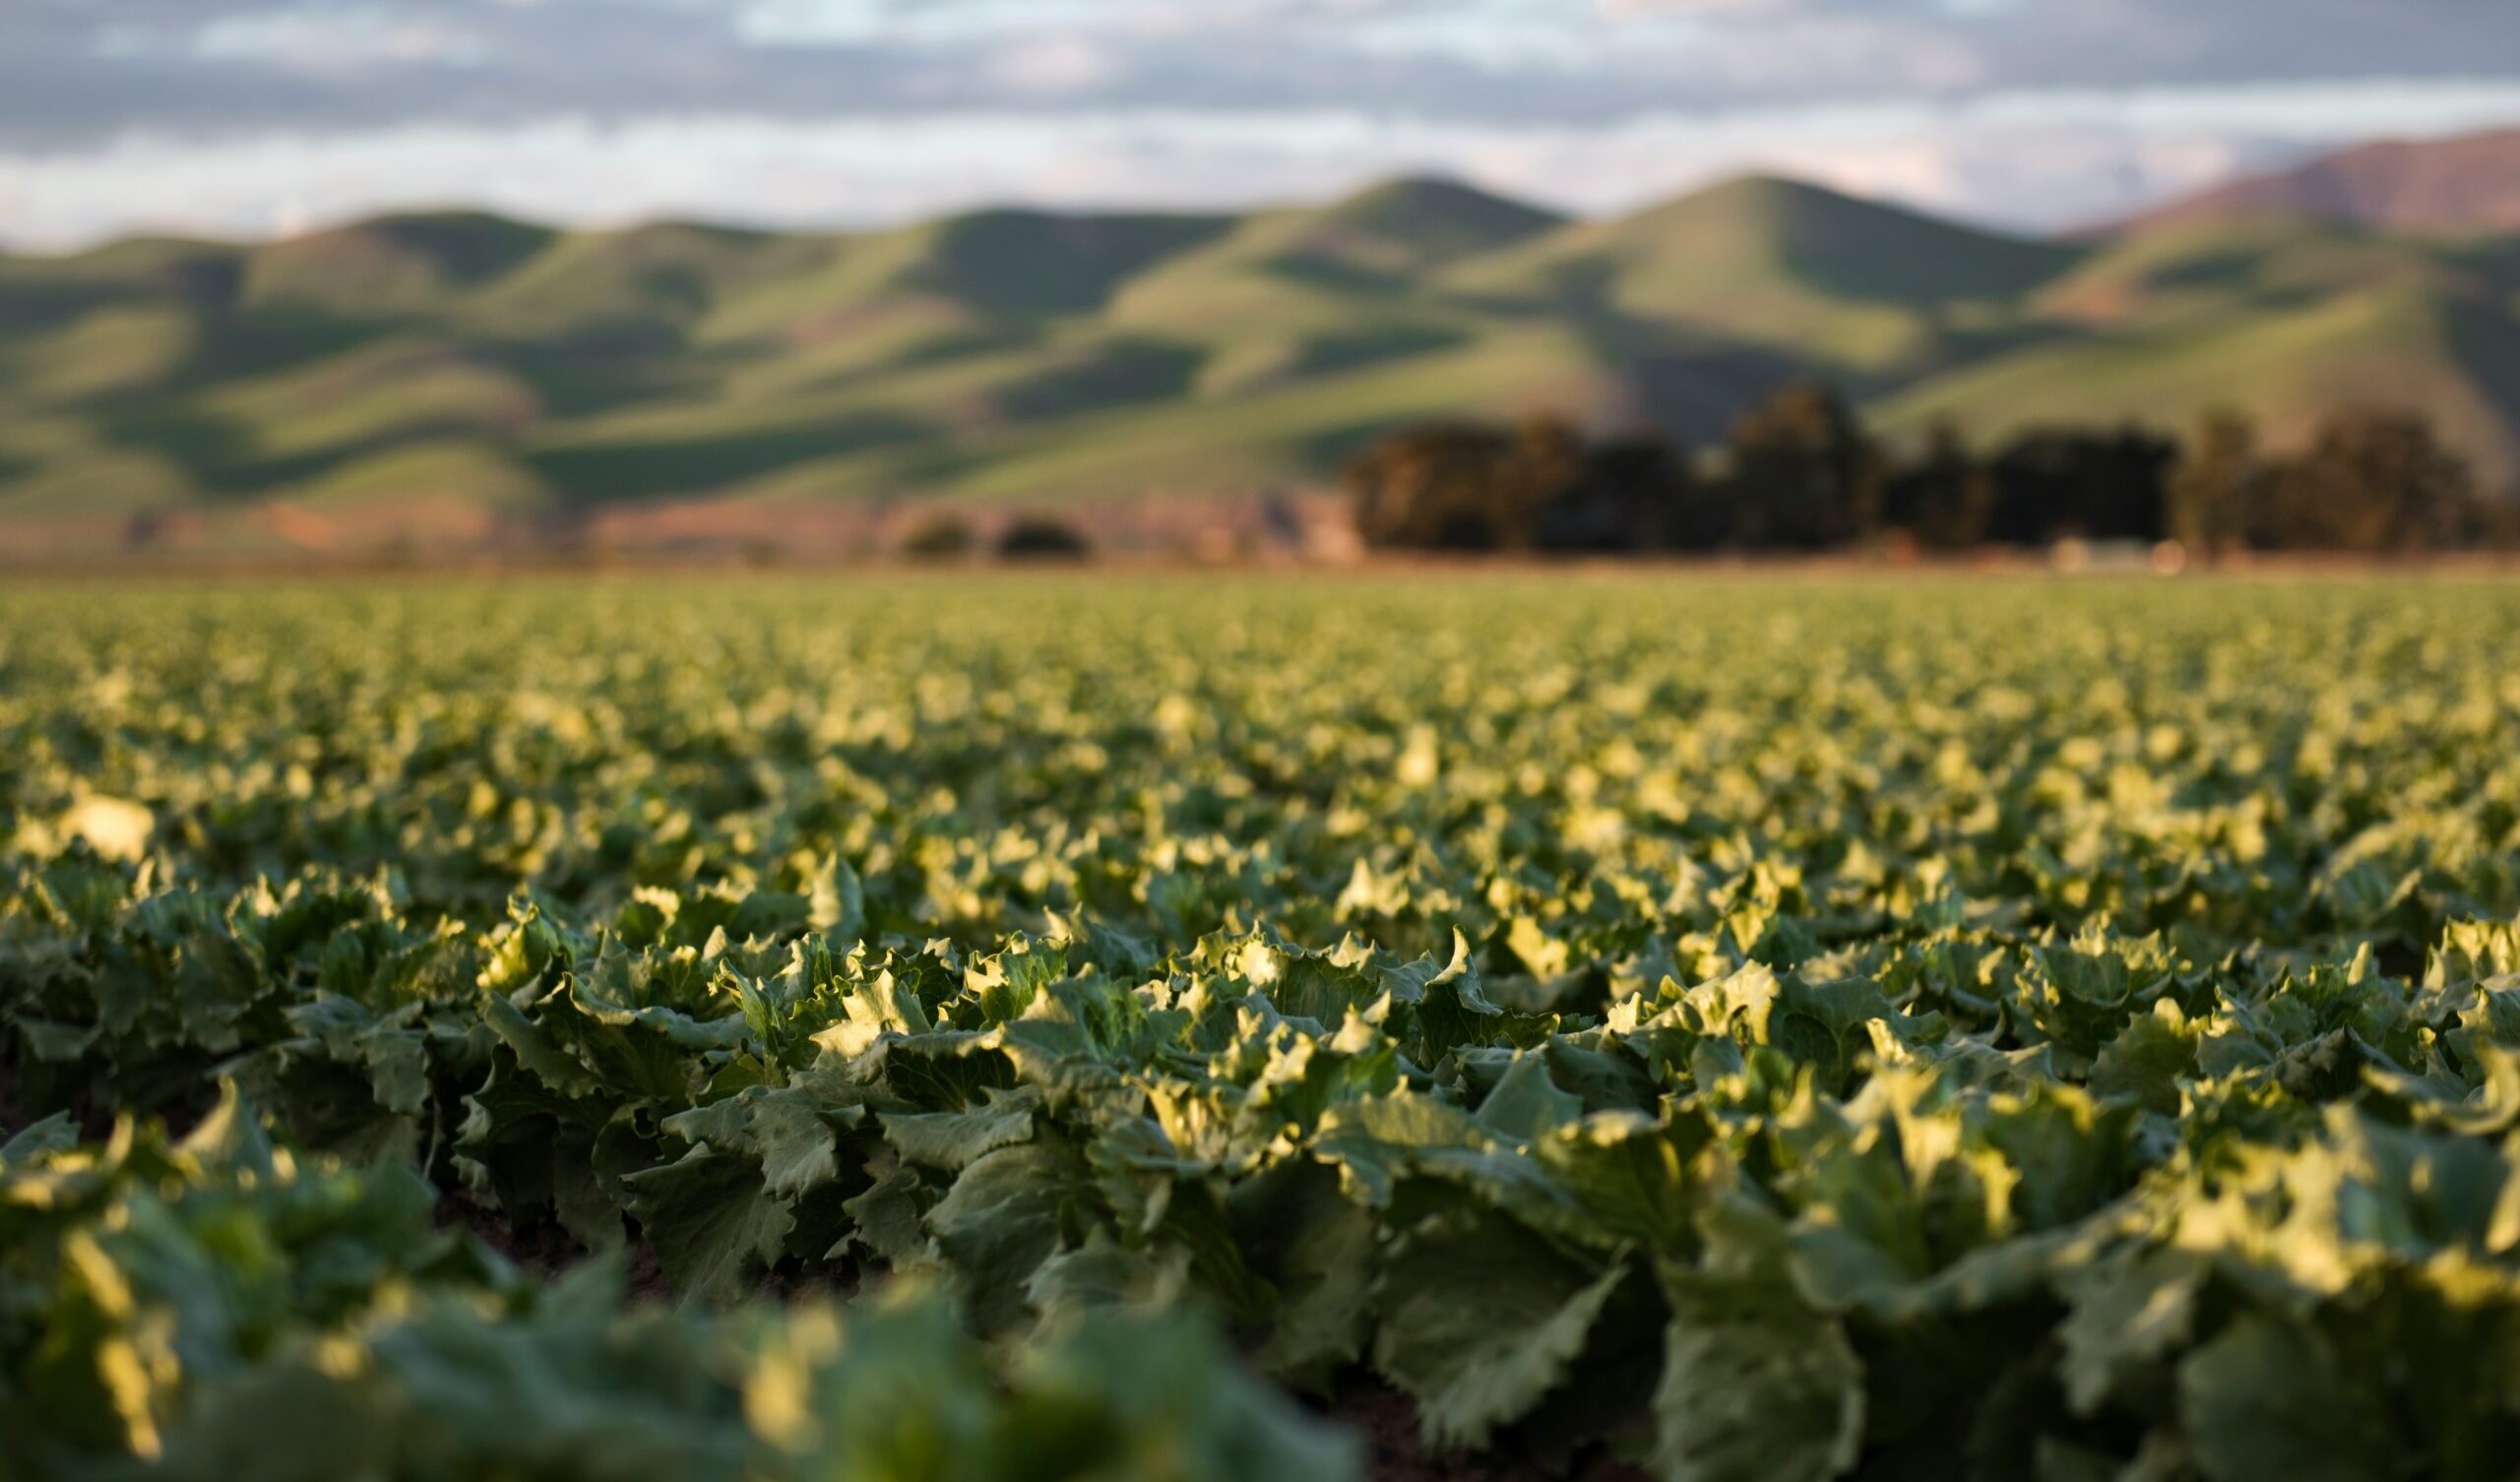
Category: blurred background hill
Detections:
[
  {"x1": 4, "y1": 128, "x2": 2519, "y2": 561},
  {"x1": 2104, "y1": 127, "x2": 2520, "y2": 236}
]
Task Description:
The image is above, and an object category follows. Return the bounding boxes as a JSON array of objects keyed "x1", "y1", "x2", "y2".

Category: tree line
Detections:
[{"x1": 1345, "y1": 384, "x2": 2511, "y2": 556}]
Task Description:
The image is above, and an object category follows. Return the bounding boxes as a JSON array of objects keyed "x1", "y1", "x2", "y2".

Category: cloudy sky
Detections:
[{"x1": 4, "y1": 0, "x2": 2519, "y2": 248}]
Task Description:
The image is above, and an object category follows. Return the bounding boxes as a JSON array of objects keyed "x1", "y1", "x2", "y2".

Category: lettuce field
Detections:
[{"x1": 6, "y1": 574, "x2": 2520, "y2": 1481}]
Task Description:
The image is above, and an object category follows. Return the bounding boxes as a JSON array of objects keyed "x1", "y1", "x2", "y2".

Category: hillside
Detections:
[
  {"x1": 1883, "y1": 217, "x2": 2520, "y2": 486},
  {"x1": 2109, "y1": 128, "x2": 2520, "y2": 237},
  {"x1": 1, "y1": 169, "x2": 2516, "y2": 552},
  {"x1": 1448, "y1": 176, "x2": 2077, "y2": 382}
]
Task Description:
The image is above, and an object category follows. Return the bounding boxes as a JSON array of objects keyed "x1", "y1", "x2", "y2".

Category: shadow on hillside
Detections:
[
  {"x1": 994, "y1": 341, "x2": 1205, "y2": 421},
  {"x1": 524, "y1": 413, "x2": 934, "y2": 503}
]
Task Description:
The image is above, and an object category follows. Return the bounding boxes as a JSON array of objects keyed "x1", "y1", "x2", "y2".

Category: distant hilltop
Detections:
[
  {"x1": 2103, "y1": 128, "x2": 2520, "y2": 237},
  {"x1": 2, "y1": 132, "x2": 2517, "y2": 559}
]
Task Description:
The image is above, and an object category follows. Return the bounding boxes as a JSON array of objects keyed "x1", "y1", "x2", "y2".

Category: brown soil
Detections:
[
  {"x1": 1316, "y1": 1377, "x2": 1653, "y2": 1482},
  {"x1": 0, "y1": 1054, "x2": 128, "y2": 1145},
  {"x1": 436, "y1": 1192, "x2": 594, "y2": 1274},
  {"x1": 5, "y1": 543, "x2": 2516, "y2": 585},
  {"x1": 0, "y1": 1056, "x2": 23, "y2": 1143}
]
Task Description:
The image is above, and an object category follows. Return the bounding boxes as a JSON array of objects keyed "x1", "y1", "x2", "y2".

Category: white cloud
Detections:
[
  {"x1": 989, "y1": 36, "x2": 1121, "y2": 98},
  {"x1": 16, "y1": 76, "x2": 2520, "y2": 251},
  {"x1": 193, "y1": 7, "x2": 493, "y2": 69},
  {"x1": 2, "y1": 1, "x2": 2517, "y2": 243}
]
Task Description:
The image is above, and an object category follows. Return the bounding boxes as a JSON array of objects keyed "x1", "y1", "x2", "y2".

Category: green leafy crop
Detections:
[{"x1": 4, "y1": 574, "x2": 2519, "y2": 1480}]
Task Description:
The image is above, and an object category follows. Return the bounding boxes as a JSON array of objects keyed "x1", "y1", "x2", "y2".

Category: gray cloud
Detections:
[
  {"x1": 3, "y1": 0, "x2": 2518, "y2": 244},
  {"x1": 3, "y1": 0, "x2": 2516, "y2": 149}
]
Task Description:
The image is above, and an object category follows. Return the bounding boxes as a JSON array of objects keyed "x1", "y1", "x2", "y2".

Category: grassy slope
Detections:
[
  {"x1": 1444, "y1": 176, "x2": 2081, "y2": 383},
  {"x1": 1884, "y1": 217, "x2": 2520, "y2": 485},
  {"x1": 1, "y1": 177, "x2": 2515, "y2": 522}
]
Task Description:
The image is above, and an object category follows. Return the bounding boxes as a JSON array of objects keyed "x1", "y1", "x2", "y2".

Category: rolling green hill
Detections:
[
  {"x1": 1444, "y1": 176, "x2": 2079, "y2": 381},
  {"x1": 1880, "y1": 218, "x2": 2520, "y2": 481},
  {"x1": 2, "y1": 173, "x2": 2515, "y2": 546}
]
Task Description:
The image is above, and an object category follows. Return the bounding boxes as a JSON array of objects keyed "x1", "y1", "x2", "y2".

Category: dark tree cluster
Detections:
[
  {"x1": 894, "y1": 512, "x2": 1095, "y2": 561},
  {"x1": 996, "y1": 516, "x2": 1094, "y2": 560},
  {"x1": 1346, "y1": 417, "x2": 1670, "y2": 552},
  {"x1": 2171, "y1": 406, "x2": 2505, "y2": 554},
  {"x1": 1346, "y1": 383, "x2": 2508, "y2": 556}
]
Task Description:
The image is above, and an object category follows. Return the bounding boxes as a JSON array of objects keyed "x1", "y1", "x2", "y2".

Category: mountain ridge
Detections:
[
  {"x1": 2105, "y1": 128, "x2": 2520, "y2": 237},
  {"x1": 2, "y1": 166, "x2": 2515, "y2": 548}
]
